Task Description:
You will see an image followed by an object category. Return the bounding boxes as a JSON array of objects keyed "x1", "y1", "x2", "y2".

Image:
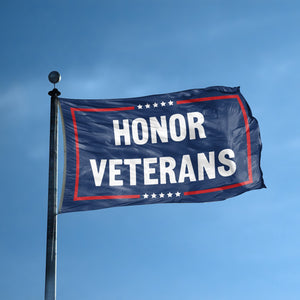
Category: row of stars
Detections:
[
  {"x1": 137, "y1": 100, "x2": 174, "y2": 109},
  {"x1": 143, "y1": 191, "x2": 181, "y2": 199}
]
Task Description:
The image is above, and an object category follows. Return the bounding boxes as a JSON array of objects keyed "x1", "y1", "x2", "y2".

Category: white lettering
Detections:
[
  {"x1": 113, "y1": 112, "x2": 207, "y2": 146},
  {"x1": 90, "y1": 159, "x2": 107, "y2": 186},
  {"x1": 144, "y1": 157, "x2": 158, "y2": 185},
  {"x1": 178, "y1": 155, "x2": 196, "y2": 183},
  {"x1": 132, "y1": 118, "x2": 149, "y2": 145},
  {"x1": 113, "y1": 119, "x2": 131, "y2": 146},
  {"x1": 124, "y1": 159, "x2": 142, "y2": 185},
  {"x1": 197, "y1": 152, "x2": 216, "y2": 180},
  {"x1": 187, "y1": 112, "x2": 206, "y2": 139},
  {"x1": 150, "y1": 116, "x2": 168, "y2": 144},
  {"x1": 159, "y1": 156, "x2": 177, "y2": 184},
  {"x1": 109, "y1": 159, "x2": 123, "y2": 186},
  {"x1": 218, "y1": 149, "x2": 236, "y2": 177},
  {"x1": 169, "y1": 114, "x2": 186, "y2": 142}
]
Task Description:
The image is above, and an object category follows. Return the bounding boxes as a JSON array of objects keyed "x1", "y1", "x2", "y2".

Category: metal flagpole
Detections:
[{"x1": 45, "y1": 71, "x2": 61, "y2": 300}]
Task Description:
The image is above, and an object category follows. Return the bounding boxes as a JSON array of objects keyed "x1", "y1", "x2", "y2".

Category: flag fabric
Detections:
[{"x1": 58, "y1": 86, "x2": 265, "y2": 213}]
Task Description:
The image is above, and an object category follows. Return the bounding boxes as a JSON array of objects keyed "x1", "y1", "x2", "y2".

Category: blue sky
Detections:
[{"x1": 1, "y1": 0, "x2": 300, "y2": 299}]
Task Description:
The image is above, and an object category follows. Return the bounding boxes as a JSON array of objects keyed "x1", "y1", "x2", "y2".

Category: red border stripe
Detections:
[
  {"x1": 71, "y1": 106, "x2": 140, "y2": 201},
  {"x1": 71, "y1": 108, "x2": 80, "y2": 200},
  {"x1": 75, "y1": 195, "x2": 141, "y2": 201},
  {"x1": 71, "y1": 95, "x2": 253, "y2": 201},
  {"x1": 72, "y1": 107, "x2": 135, "y2": 112},
  {"x1": 178, "y1": 94, "x2": 253, "y2": 195},
  {"x1": 184, "y1": 180, "x2": 252, "y2": 195},
  {"x1": 235, "y1": 95, "x2": 253, "y2": 183},
  {"x1": 177, "y1": 95, "x2": 238, "y2": 104}
]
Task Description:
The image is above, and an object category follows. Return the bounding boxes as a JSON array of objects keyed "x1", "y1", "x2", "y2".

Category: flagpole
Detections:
[{"x1": 45, "y1": 71, "x2": 61, "y2": 300}]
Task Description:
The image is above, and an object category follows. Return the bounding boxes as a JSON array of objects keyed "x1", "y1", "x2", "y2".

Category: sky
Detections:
[{"x1": 1, "y1": 0, "x2": 300, "y2": 299}]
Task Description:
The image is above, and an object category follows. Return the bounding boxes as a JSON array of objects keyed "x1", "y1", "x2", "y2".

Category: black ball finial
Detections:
[{"x1": 48, "y1": 71, "x2": 61, "y2": 84}]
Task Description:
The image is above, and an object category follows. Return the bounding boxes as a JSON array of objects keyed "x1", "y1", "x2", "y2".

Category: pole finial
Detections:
[
  {"x1": 48, "y1": 71, "x2": 61, "y2": 86},
  {"x1": 48, "y1": 71, "x2": 61, "y2": 97}
]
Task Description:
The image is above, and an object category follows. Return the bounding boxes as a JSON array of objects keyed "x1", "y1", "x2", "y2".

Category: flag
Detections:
[{"x1": 58, "y1": 86, "x2": 265, "y2": 213}]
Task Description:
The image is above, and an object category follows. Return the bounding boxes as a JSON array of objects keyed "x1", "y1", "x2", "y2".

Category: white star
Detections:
[
  {"x1": 175, "y1": 191, "x2": 181, "y2": 197},
  {"x1": 159, "y1": 193, "x2": 165, "y2": 198},
  {"x1": 151, "y1": 193, "x2": 157, "y2": 198},
  {"x1": 161, "y1": 101, "x2": 166, "y2": 107},
  {"x1": 168, "y1": 100, "x2": 174, "y2": 106},
  {"x1": 153, "y1": 102, "x2": 158, "y2": 108},
  {"x1": 137, "y1": 104, "x2": 143, "y2": 109},
  {"x1": 145, "y1": 103, "x2": 150, "y2": 109},
  {"x1": 143, "y1": 193, "x2": 149, "y2": 199},
  {"x1": 167, "y1": 192, "x2": 172, "y2": 198}
]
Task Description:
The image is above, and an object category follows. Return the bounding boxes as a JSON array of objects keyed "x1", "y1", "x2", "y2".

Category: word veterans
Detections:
[{"x1": 90, "y1": 148, "x2": 236, "y2": 187}]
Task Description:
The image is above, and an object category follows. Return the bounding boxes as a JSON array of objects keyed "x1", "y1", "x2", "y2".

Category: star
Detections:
[
  {"x1": 145, "y1": 103, "x2": 150, "y2": 109},
  {"x1": 159, "y1": 193, "x2": 165, "y2": 198},
  {"x1": 143, "y1": 193, "x2": 149, "y2": 199},
  {"x1": 151, "y1": 193, "x2": 157, "y2": 198},
  {"x1": 175, "y1": 191, "x2": 181, "y2": 197},
  {"x1": 168, "y1": 100, "x2": 174, "y2": 106},
  {"x1": 137, "y1": 104, "x2": 143, "y2": 109},
  {"x1": 161, "y1": 101, "x2": 166, "y2": 107},
  {"x1": 153, "y1": 102, "x2": 158, "y2": 108},
  {"x1": 167, "y1": 192, "x2": 172, "y2": 198}
]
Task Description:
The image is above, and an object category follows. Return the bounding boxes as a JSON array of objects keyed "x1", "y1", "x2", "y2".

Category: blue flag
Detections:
[{"x1": 58, "y1": 86, "x2": 265, "y2": 213}]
